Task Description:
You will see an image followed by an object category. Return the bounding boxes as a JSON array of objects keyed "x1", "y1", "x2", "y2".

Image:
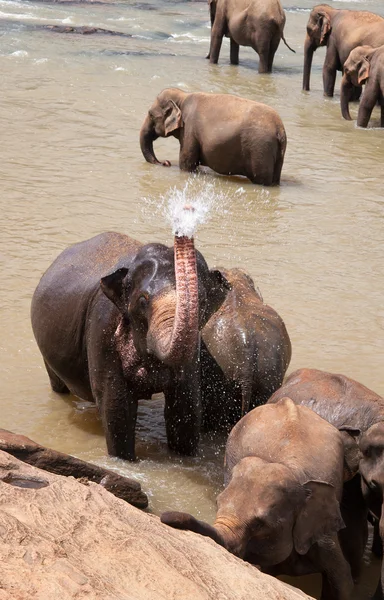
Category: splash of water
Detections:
[{"x1": 158, "y1": 177, "x2": 229, "y2": 238}]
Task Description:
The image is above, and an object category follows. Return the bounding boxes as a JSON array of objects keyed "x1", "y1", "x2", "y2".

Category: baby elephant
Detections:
[
  {"x1": 161, "y1": 398, "x2": 355, "y2": 600},
  {"x1": 201, "y1": 267, "x2": 291, "y2": 428},
  {"x1": 341, "y1": 44, "x2": 384, "y2": 127},
  {"x1": 140, "y1": 88, "x2": 286, "y2": 185}
]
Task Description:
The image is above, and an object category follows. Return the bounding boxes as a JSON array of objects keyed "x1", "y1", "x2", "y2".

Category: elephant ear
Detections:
[
  {"x1": 201, "y1": 269, "x2": 232, "y2": 327},
  {"x1": 338, "y1": 426, "x2": 361, "y2": 481},
  {"x1": 357, "y1": 57, "x2": 370, "y2": 85},
  {"x1": 100, "y1": 267, "x2": 129, "y2": 313},
  {"x1": 293, "y1": 480, "x2": 345, "y2": 556},
  {"x1": 318, "y1": 11, "x2": 331, "y2": 45},
  {"x1": 164, "y1": 100, "x2": 183, "y2": 136}
]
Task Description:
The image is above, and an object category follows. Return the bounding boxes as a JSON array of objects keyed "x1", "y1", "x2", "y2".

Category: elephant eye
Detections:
[{"x1": 138, "y1": 293, "x2": 149, "y2": 309}]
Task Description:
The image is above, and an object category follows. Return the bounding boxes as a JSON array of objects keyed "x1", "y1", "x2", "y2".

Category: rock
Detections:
[
  {"x1": 0, "y1": 449, "x2": 313, "y2": 600},
  {"x1": 0, "y1": 428, "x2": 147, "y2": 509},
  {"x1": 45, "y1": 25, "x2": 132, "y2": 36}
]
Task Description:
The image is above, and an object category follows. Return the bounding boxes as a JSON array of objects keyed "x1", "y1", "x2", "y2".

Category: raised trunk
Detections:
[
  {"x1": 340, "y1": 75, "x2": 353, "y2": 120},
  {"x1": 139, "y1": 113, "x2": 161, "y2": 164},
  {"x1": 148, "y1": 235, "x2": 199, "y2": 367},
  {"x1": 303, "y1": 35, "x2": 315, "y2": 91}
]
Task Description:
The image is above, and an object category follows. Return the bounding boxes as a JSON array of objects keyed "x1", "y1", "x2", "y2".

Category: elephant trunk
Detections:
[
  {"x1": 340, "y1": 74, "x2": 353, "y2": 121},
  {"x1": 140, "y1": 113, "x2": 161, "y2": 164},
  {"x1": 160, "y1": 512, "x2": 245, "y2": 556},
  {"x1": 147, "y1": 235, "x2": 199, "y2": 367},
  {"x1": 303, "y1": 35, "x2": 315, "y2": 91}
]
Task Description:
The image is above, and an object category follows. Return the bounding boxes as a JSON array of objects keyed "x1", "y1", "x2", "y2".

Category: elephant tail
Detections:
[
  {"x1": 273, "y1": 125, "x2": 287, "y2": 185},
  {"x1": 282, "y1": 34, "x2": 295, "y2": 53}
]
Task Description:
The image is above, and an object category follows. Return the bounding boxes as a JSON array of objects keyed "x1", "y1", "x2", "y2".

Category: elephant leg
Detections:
[
  {"x1": 372, "y1": 518, "x2": 383, "y2": 557},
  {"x1": 373, "y1": 579, "x2": 384, "y2": 600},
  {"x1": 309, "y1": 537, "x2": 354, "y2": 600},
  {"x1": 99, "y1": 387, "x2": 138, "y2": 461},
  {"x1": 357, "y1": 91, "x2": 377, "y2": 128},
  {"x1": 209, "y1": 13, "x2": 227, "y2": 63},
  {"x1": 44, "y1": 360, "x2": 70, "y2": 394},
  {"x1": 267, "y1": 35, "x2": 280, "y2": 72},
  {"x1": 164, "y1": 356, "x2": 201, "y2": 456},
  {"x1": 179, "y1": 137, "x2": 200, "y2": 172},
  {"x1": 381, "y1": 104, "x2": 384, "y2": 128},
  {"x1": 230, "y1": 38, "x2": 239, "y2": 65},
  {"x1": 322, "y1": 42, "x2": 339, "y2": 97},
  {"x1": 254, "y1": 38, "x2": 269, "y2": 74},
  {"x1": 338, "y1": 475, "x2": 368, "y2": 581}
]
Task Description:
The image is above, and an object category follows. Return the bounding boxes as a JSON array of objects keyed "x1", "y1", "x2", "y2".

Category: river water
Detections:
[{"x1": 0, "y1": 0, "x2": 383, "y2": 597}]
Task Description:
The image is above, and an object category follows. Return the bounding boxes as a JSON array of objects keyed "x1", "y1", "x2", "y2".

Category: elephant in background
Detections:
[
  {"x1": 161, "y1": 397, "x2": 356, "y2": 600},
  {"x1": 140, "y1": 88, "x2": 287, "y2": 185},
  {"x1": 341, "y1": 45, "x2": 384, "y2": 127},
  {"x1": 31, "y1": 232, "x2": 230, "y2": 461},
  {"x1": 207, "y1": 0, "x2": 294, "y2": 73},
  {"x1": 269, "y1": 368, "x2": 384, "y2": 594},
  {"x1": 201, "y1": 267, "x2": 291, "y2": 430},
  {"x1": 303, "y1": 4, "x2": 384, "y2": 97}
]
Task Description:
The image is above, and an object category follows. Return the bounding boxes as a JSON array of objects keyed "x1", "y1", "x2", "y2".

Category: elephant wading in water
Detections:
[
  {"x1": 207, "y1": 0, "x2": 295, "y2": 73},
  {"x1": 201, "y1": 267, "x2": 291, "y2": 429},
  {"x1": 140, "y1": 88, "x2": 287, "y2": 185},
  {"x1": 269, "y1": 368, "x2": 384, "y2": 594},
  {"x1": 31, "y1": 232, "x2": 230, "y2": 461},
  {"x1": 161, "y1": 398, "x2": 356, "y2": 600},
  {"x1": 303, "y1": 4, "x2": 384, "y2": 97},
  {"x1": 341, "y1": 45, "x2": 384, "y2": 127}
]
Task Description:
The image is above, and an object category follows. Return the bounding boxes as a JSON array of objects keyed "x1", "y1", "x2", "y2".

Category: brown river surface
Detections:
[{"x1": 0, "y1": 0, "x2": 383, "y2": 597}]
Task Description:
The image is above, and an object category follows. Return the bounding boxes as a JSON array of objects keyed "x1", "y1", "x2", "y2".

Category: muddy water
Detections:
[{"x1": 0, "y1": 0, "x2": 383, "y2": 596}]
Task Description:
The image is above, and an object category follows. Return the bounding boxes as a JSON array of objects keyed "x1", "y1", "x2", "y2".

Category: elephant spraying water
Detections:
[{"x1": 31, "y1": 231, "x2": 230, "y2": 461}]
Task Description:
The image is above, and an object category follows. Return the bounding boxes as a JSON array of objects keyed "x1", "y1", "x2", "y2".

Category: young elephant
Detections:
[
  {"x1": 140, "y1": 88, "x2": 286, "y2": 185},
  {"x1": 207, "y1": 0, "x2": 294, "y2": 73},
  {"x1": 269, "y1": 368, "x2": 384, "y2": 594},
  {"x1": 303, "y1": 4, "x2": 384, "y2": 97},
  {"x1": 161, "y1": 397, "x2": 355, "y2": 600},
  {"x1": 31, "y1": 232, "x2": 230, "y2": 461},
  {"x1": 201, "y1": 267, "x2": 291, "y2": 428},
  {"x1": 341, "y1": 45, "x2": 384, "y2": 127}
]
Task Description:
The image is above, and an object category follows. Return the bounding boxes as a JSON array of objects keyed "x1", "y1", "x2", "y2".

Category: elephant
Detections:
[
  {"x1": 206, "y1": 0, "x2": 295, "y2": 73},
  {"x1": 201, "y1": 267, "x2": 291, "y2": 430},
  {"x1": 269, "y1": 368, "x2": 384, "y2": 595},
  {"x1": 303, "y1": 4, "x2": 384, "y2": 97},
  {"x1": 161, "y1": 397, "x2": 356, "y2": 600},
  {"x1": 140, "y1": 88, "x2": 287, "y2": 185},
  {"x1": 31, "y1": 231, "x2": 231, "y2": 461},
  {"x1": 341, "y1": 45, "x2": 384, "y2": 127}
]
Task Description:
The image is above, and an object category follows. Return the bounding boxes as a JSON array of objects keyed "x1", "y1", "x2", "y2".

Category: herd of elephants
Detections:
[{"x1": 29, "y1": 1, "x2": 384, "y2": 599}]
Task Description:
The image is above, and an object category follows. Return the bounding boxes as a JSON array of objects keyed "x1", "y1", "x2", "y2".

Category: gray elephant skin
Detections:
[
  {"x1": 161, "y1": 397, "x2": 356, "y2": 600},
  {"x1": 31, "y1": 232, "x2": 230, "y2": 461},
  {"x1": 269, "y1": 368, "x2": 384, "y2": 598},
  {"x1": 303, "y1": 4, "x2": 384, "y2": 97},
  {"x1": 341, "y1": 44, "x2": 384, "y2": 127},
  {"x1": 140, "y1": 88, "x2": 287, "y2": 185},
  {"x1": 207, "y1": 0, "x2": 294, "y2": 73},
  {"x1": 201, "y1": 267, "x2": 291, "y2": 429}
]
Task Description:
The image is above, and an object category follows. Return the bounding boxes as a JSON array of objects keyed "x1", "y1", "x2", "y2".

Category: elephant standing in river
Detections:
[
  {"x1": 207, "y1": 0, "x2": 294, "y2": 73},
  {"x1": 161, "y1": 397, "x2": 356, "y2": 600},
  {"x1": 201, "y1": 267, "x2": 291, "y2": 429},
  {"x1": 303, "y1": 4, "x2": 384, "y2": 97},
  {"x1": 269, "y1": 368, "x2": 384, "y2": 595},
  {"x1": 341, "y1": 45, "x2": 384, "y2": 127},
  {"x1": 140, "y1": 88, "x2": 287, "y2": 185},
  {"x1": 31, "y1": 232, "x2": 230, "y2": 461}
]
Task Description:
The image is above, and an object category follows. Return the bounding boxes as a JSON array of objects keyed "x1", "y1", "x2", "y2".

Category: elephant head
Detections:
[
  {"x1": 140, "y1": 88, "x2": 187, "y2": 167},
  {"x1": 161, "y1": 456, "x2": 345, "y2": 565},
  {"x1": 303, "y1": 5, "x2": 334, "y2": 91},
  {"x1": 359, "y1": 422, "x2": 384, "y2": 521},
  {"x1": 100, "y1": 235, "x2": 230, "y2": 368},
  {"x1": 340, "y1": 46, "x2": 376, "y2": 120}
]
